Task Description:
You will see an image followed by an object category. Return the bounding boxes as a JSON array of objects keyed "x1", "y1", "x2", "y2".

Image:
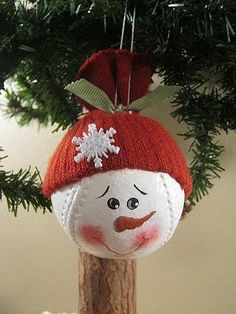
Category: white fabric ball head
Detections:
[{"x1": 51, "y1": 169, "x2": 185, "y2": 259}]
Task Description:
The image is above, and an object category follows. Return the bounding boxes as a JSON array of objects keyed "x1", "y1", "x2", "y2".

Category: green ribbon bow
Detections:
[{"x1": 65, "y1": 78, "x2": 181, "y2": 113}]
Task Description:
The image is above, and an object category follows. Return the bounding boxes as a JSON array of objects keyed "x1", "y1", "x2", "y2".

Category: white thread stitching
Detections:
[
  {"x1": 61, "y1": 186, "x2": 75, "y2": 229},
  {"x1": 66, "y1": 186, "x2": 82, "y2": 243},
  {"x1": 67, "y1": 184, "x2": 89, "y2": 246},
  {"x1": 160, "y1": 174, "x2": 175, "y2": 245}
]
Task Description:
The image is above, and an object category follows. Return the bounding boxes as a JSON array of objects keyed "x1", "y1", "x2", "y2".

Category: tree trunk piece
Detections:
[{"x1": 78, "y1": 249, "x2": 136, "y2": 314}]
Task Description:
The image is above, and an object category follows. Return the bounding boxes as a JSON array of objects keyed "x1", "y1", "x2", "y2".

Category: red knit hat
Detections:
[{"x1": 42, "y1": 49, "x2": 192, "y2": 199}]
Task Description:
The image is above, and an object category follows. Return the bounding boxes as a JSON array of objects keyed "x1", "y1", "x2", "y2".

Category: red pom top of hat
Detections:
[{"x1": 75, "y1": 49, "x2": 152, "y2": 110}]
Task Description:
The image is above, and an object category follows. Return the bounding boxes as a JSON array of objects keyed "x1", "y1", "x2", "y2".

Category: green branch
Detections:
[
  {"x1": 0, "y1": 148, "x2": 52, "y2": 216},
  {"x1": 0, "y1": 0, "x2": 235, "y2": 213}
]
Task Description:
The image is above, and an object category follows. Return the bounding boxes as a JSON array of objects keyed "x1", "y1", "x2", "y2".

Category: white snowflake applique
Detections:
[{"x1": 72, "y1": 123, "x2": 120, "y2": 168}]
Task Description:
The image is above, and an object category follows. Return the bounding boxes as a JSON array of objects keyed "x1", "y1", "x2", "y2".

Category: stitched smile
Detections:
[
  {"x1": 97, "y1": 238, "x2": 147, "y2": 256},
  {"x1": 114, "y1": 211, "x2": 156, "y2": 232}
]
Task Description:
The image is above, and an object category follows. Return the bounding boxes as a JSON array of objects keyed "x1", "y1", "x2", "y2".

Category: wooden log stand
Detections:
[{"x1": 79, "y1": 250, "x2": 136, "y2": 314}]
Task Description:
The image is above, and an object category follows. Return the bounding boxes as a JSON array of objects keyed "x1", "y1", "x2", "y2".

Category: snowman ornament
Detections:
[{"x1": 43, "y1": 49, "x2": 192, "y2": 259}]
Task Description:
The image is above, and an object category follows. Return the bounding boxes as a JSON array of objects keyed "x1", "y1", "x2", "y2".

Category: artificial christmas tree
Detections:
[
  {"x1": 0, "y1": 1, "x2": 235, "y2": 313},
  {"x1": 1, "y1": 1, "x2": 235, "y2": 213}
]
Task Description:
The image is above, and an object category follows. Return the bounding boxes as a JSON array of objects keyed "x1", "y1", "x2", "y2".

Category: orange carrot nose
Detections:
[{"x1": 114, "y1": 211, "x2": 156, "y2": 233}]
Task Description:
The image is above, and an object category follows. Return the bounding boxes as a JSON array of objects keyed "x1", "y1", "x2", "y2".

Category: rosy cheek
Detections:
[
  {"x1": 132, "y1": 226, "x2": 159, "y2": 249},
  {"x1": 79, "y1": 225, "x2": 105, "y2": 246}
]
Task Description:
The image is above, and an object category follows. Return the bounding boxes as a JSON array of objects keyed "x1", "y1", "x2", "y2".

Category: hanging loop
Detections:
[{"x1": 115, "y1": 3, "x2": 136, "y2": 106}]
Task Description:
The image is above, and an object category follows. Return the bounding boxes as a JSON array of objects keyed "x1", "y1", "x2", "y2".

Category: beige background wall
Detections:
[{"x1": 0, "y1": 90, "x2": 235, "y2": 314}]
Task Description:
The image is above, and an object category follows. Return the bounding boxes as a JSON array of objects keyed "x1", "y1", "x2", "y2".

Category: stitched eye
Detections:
[
  {"x1": 127, "y1": 197, "x2": 139, "y2": 210},
  {"x1": 107, "y1": 198, "x2": 120, "y2": 210}
]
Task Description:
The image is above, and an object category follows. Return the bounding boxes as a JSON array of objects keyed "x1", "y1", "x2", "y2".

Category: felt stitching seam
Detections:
[{"x1": 160, "y1": 173, "x2": 174, "y2": 245}]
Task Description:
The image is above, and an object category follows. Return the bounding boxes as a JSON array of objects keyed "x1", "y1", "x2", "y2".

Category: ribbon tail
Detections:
[
  {"x1": 126, "y1": 85, "x2": 182, "y2": 111},
  {"x1": 65, "y1": 79, "x2": 114, "y2": 113}
]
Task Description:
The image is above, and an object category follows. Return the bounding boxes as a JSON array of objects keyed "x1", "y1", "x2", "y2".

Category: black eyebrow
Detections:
[
  {"x1": 134, "y1": 184, "x2": 147, "y2": 195},
  {"x1": 96, "y1": 186, "x2": 110, "y2": 199}
]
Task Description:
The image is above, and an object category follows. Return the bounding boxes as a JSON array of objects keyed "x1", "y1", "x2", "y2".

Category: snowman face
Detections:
[{"x1": 51, "y1": 169, "x2": 185, "y2": 259}]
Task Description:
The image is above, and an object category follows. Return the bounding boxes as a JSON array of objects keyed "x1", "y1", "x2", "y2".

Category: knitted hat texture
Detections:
[
  {"x1": 42, "y1": 110, "x2": 192, "y2": 199},
  {"x1": 42, "y1": 49, "x2": 192, "y2": 199}
]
